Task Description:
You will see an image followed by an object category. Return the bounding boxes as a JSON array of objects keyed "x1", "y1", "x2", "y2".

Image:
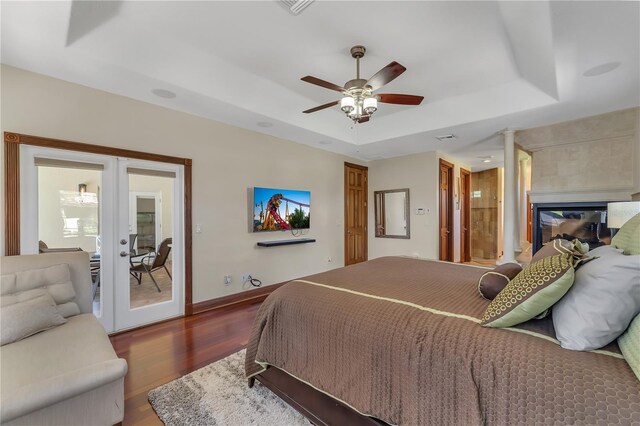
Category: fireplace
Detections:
[{"x1": 532, "y1": 202, "x2": 616, "y2": 254}]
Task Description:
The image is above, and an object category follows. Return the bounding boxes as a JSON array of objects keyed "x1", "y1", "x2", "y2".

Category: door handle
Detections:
[
  {"x1": 120, "y1": 239, "x2": 128, "y2": 245},
  {"x1": 120, "y1": 251, "x2": 129, "y2": 257}
]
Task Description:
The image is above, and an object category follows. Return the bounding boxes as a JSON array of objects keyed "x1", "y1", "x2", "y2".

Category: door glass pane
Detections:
[
  {"x1": 128, "y1": 174, "x2": 174, "y2": 308},
  {"x1": 37, "y1": 166, "x2": 103, "y2": 317}
]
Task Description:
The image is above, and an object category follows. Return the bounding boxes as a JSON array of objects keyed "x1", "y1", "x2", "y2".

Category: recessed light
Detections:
[
  {"x1": 257, "y1": 122, "x2": 274, "y2": 128},
  {"x1": 436, "y1": 134, "x2": 456, "y2": 142},
  {"x1": 583, "y1": 62, "x2": 621, "y2": 77},
  {"x1": 151, "y1": 89, "x2": 176, "y2": 99},
  {"x1": 318, "y1": 140, "x2": 332, "y2": 145},
  {"x1": 482, "y1": 159, "x2": 491, "y2": 163}
]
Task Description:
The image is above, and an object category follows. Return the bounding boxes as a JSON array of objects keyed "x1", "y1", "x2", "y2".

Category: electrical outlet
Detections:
[
  {"x1": 224, "y1": 275, "x2": 232, "y2": 285},
  {"x1": 242, "y1": 273, "x2": 252, "y2": 283},
  {"x1": 327, "y1": 256, "x2": 332, "y2": 263}
]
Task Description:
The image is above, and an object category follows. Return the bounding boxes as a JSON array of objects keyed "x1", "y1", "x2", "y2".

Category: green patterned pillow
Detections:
[
  {"x1": 481, "y1": 253, "x2": 575, "y2": 328},
  {"x1": 618, "y1": 313, "x2": 640, "y2": 381},
  {"x1": 611, "y1": 212, "x2": 640, "y2": 255}
]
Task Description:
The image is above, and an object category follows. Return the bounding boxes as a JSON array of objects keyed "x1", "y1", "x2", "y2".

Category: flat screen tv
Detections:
[{"x1": 252, "y1": 187, "x2": 310, "y2": 232}]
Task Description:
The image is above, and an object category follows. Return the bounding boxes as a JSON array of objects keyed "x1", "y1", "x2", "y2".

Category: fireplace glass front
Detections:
[{"x1": 532, "y1": 202, "x2": 614, "y2": 254}]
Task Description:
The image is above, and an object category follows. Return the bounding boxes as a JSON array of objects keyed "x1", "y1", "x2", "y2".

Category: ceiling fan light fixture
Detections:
[
  {"x1": 363, "y1": 97, "x2": 377, "y2": 115},
  {"x1": 340, "y1": 96, "x2": 355, "y2": 113},
  {"x1": 301, "y1": 45, "x2": 422, "y2": 124}
]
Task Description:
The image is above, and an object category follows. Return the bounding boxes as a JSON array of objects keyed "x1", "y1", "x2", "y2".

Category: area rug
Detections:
[{"x1": 148, "y1": 349, "x2": 309, "y2": 425}]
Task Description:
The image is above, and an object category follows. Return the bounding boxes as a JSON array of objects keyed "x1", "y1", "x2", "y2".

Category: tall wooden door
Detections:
[
  {"x1": 460, "y1": 168, "x2": 471, "y2": 262},
  {"x1": 344, "y1": 162, "x2": 368, "y2": 265},
  {"x1": 439, "y1": 159, "x2": 454, "y2": 261}
]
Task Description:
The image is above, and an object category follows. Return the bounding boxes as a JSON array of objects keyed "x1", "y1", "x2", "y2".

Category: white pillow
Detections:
[
  {"x1": 0, "y1": 293, "x2": 67, "y2": 346},
  {"x1": 552, "y1": 247, "x2": 640, "y2": 350},
  {"x1": 587, "y1": 244, "x2": 624, "y2": 257}
]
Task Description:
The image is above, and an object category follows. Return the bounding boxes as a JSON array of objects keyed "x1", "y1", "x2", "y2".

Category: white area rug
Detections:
[{"x1": 148, "y1": 349, "x2": 309, "y2": 425}]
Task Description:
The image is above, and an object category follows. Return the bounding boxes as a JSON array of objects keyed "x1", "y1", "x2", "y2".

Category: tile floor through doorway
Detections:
[{"x1": 93, "y1": 261, "x2": 173, "y2": 314}]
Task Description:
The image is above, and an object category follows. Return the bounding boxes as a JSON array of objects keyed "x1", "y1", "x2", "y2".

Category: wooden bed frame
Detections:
[{"x1": 250, "y1": 367, "x2": 387, "y2": 426}]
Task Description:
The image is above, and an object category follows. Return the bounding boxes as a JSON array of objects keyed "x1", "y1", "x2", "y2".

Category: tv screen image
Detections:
[{"x1": 253, "y1": 187, "x2": 310, "y2": 232}]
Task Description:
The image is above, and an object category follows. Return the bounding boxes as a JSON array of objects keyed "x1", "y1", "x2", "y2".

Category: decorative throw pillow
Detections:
[
  {"x1": 586, "y1": 244, "x2": 624, "y2": 257},
  {"x1": 0, "y1": 293, "x2": 66, "y2": 346},
  {"x1": 481, "y1": 253, "x2": 575, "y2": 328},
  {"x1": 531, "y1": 238, "x2": 589, "y2": 263},
  {"x1": 1, "y1": 263, "x2": 80, "y2": 318},
  {"x1": 552, "y1": 249, "x2": 640, "y2": 350},
  {"x1": 611, "y1": 212, "x2": 640, "y2": 255},
  {"x1": 477, "y1": 263, "x2": 523, "y2": 300},
  {"x1": 618, "y1": 313, "x2": 640, "y2": 381}
]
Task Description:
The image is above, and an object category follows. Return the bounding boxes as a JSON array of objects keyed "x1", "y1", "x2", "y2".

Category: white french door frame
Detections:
[
  {"x1": 20, "y1": 146, "x2": 185, "y2": 332},
  {"x1": 116, "y1": 158, "x2": 185, "y2": 330},
  {"x1": 20, "y1": 145, "x2": 117, "y2": 331}
]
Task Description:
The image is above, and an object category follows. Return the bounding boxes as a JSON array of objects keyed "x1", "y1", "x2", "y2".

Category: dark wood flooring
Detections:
[{"x1": 110, "y1": 302, "x2": 262, "y2": 425}]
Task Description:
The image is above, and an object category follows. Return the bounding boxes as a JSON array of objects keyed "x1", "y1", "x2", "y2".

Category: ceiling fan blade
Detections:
[
  {"x1": 365, "y1": 62, "x2": 406, "y2": 91},
  {"x1": 301, "y1": 76, "x2": 345, "y2": 93},
  {"x1": 377, "y1": 93, "x2": 424, "y2": 105},
  {"x1": 357, "y1": 116, "x2": 370, "y2": 123},
  {"x1": 303, "y1": 100, "x2": 339, "y2": 114}
]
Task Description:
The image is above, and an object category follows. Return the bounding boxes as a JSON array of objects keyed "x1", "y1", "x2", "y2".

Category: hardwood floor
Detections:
[{"x1": 110, "y1": 302, "x2": 262, "y2": 425}]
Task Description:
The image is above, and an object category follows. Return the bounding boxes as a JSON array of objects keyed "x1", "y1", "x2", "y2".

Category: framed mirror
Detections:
[{"x1": 374, "y1": 188, "x2": 410, "y2": 239}]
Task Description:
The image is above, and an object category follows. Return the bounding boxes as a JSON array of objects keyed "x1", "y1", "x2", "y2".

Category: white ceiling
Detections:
[{"x1": 2, "y1": 1, "x2": 639, "y2": 170}]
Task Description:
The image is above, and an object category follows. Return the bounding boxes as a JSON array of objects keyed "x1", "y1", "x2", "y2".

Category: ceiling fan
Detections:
[{"x1": 301, "y1": 45, "x2": 424, "y2": 123}]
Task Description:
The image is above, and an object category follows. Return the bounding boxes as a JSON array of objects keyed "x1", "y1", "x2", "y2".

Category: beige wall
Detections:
[
  {"x1": 1, "y1": 65, "x2": 366, "y2": 303},
  {"x1": 368, "y1": 151, "x2": 469, "y2": 262},
  {"x1": 517, "y1": 107, "x2": 640, "y2": 203}
]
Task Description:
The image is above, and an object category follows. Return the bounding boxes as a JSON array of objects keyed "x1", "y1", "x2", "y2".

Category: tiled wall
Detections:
[
  {"x1": 471, "y1": 168, "x2": 499, "y2": 259},
  {"x1": 516, "y1": 107, "x2": 639, "y2": 203}
]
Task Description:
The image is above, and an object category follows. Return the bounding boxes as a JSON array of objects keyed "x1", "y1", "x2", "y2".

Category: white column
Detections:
[
  {"x1": 499, "y1": 130, "x2": 517, "y2": 264},
  {"x1": 513, "y1": 149, "x2": 522, "y2": 253},
  {"x1": 519, "y1": 157, "x2": 529, "y2": 247}
]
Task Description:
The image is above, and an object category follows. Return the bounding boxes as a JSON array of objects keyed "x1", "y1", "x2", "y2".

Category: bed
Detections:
[{"x1": 245, "y1": 256, "x2": 640, "y2": 425}]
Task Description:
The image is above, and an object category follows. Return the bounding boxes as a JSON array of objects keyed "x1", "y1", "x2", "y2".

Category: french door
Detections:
[{"x1": 20, "y1": 145, "x2": 184, "y2": 332}]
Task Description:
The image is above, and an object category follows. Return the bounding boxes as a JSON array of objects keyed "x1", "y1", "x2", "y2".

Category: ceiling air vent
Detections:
[
  {"x1": 435, "y1": 134, "x2": 456, "y2": 142},
  {"x1": 280, "y1": 0, "x2": 315, "y2": 15}
]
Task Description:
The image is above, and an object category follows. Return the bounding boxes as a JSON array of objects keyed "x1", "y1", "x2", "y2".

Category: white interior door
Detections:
[
  {"x1": 114, "y1": 159, "x2": 184, "y2": 330},
  {"x1": 20, "y1": 147, "x2": 184, "y2": 332},
  {"x1": 20, "y1": 145, "x2": 117, "y2": 331}
]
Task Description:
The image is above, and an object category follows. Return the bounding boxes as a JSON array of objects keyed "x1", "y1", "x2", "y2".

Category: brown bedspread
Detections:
[{"x1": 245, "y1": 256, "x2": 640, "y2": 425}]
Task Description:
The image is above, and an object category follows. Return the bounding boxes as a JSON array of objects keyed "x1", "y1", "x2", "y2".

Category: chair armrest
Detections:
[{"x1": 0, "y1": 358, "x2": 128, "y2": 423}]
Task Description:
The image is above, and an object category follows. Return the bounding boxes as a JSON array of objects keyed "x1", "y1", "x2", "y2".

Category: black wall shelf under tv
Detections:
[{"x1": 257, "y1": 238, "x2": 316, "y2": 247}]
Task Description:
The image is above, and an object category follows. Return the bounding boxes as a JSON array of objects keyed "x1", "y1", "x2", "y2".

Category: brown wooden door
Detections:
[
  {"x1": 439, "y1": 159, "x2": 454, "y2": 261},
  {"x1": 344, "y1": 162, "x2": 368, "y2": 265},
  {"x1": 460, "y1": 168, "x2": 471, "y2": 262}
]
